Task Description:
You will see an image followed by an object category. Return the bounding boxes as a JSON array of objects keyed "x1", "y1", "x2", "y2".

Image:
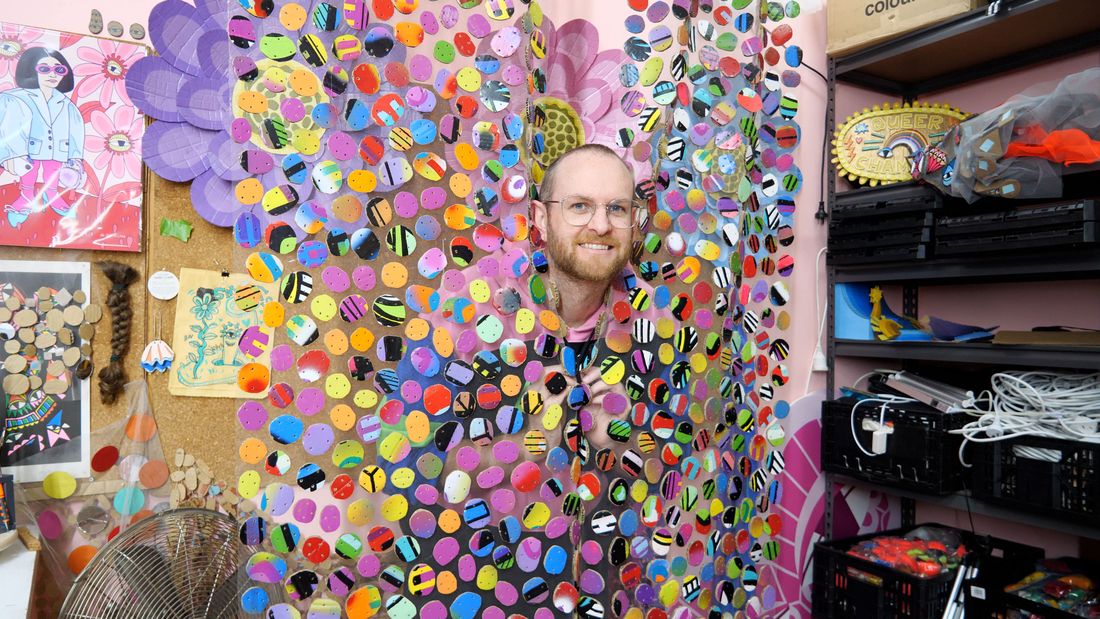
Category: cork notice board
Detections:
[
  {"x1": 141, "y1": 179, "x2": 241, "y2": 478},
  {"x1": 0, "y1": 175, "x2": 241, "y2": 486}
]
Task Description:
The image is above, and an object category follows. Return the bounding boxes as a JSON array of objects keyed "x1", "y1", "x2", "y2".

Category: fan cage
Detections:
[{"x1": 60, "y1": 508, "x2": 244, "y2": 619}]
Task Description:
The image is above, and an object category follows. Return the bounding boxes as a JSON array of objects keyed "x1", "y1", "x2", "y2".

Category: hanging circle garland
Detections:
[{"x1": 172, "y1": 0, "x2": 814, "y2": 616}]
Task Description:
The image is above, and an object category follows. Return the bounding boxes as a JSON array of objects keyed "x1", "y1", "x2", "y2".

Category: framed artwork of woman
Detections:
[{"x1": 0, "y1": 22, "x2": 146, "y2": 251}]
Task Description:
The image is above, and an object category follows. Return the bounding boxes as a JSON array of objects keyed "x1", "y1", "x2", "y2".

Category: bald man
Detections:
[{"x1": 395, "y1": 144, "x2": 679, "y2": 619}]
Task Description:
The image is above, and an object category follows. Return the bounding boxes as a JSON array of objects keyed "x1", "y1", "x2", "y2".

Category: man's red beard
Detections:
[{"x1": 545, "y1": 226, "x2": 631, "y2": 284}]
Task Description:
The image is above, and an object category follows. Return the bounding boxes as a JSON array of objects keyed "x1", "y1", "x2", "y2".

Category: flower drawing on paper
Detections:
[
  {"x1": 86, "y1": 105, "x2": 143, "y2": 180},
  {"x1": 74, "y1": 38, "x2": 139, "y2": 107},
  {"x1": 0, "y1": 23, "x2": 42, "y2": 87}
]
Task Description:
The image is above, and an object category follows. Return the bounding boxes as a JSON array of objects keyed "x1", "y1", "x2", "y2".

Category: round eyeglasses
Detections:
[{"x1": 543, "y1": 195, "x2": 639, "y2": 229}]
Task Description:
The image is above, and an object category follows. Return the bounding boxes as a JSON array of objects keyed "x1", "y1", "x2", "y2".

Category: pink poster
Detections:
[{"x1": 0, "y1": 22, "x2": 145, "y2": 251}]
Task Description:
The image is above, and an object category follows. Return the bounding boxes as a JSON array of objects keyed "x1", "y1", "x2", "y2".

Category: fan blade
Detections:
[
  {"x1": 105, "y1": 544, "x2": 187, "y2": 617},
  {"x1": 203, "y1": 565, "x2": 247, "y2": 618}
]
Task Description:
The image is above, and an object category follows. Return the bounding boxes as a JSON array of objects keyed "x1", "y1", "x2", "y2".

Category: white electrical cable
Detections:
[
  {"x1": 804, "y1": 246, "x2": 830, "y2": 395},
  {"x1": 849, "y1": 393, "x2": 917, "y2": 457},
  {"x1": 813, "y1": 246, "x2": 828, "y2": 356},
  {"x1": 951, "y1": 371, "x2": 1100, "y2": 466}
]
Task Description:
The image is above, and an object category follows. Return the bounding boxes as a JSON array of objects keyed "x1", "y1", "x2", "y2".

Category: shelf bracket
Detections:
[
  {"x1": 902, "y1": 284, "x2": 919, "y2": 317},
  {"x1": 901, "y1": 496, "x2": 916, "y2": 527}
]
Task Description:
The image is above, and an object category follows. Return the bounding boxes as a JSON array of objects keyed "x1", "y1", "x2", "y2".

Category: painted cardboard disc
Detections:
[{"x1": 148, "y1": 271, "x2": 181, "y2": 300}]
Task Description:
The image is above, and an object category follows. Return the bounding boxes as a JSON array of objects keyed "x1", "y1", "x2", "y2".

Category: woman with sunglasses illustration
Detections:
[{"x1": 0, "y1": 48, "x2": 85, "y2": 227}]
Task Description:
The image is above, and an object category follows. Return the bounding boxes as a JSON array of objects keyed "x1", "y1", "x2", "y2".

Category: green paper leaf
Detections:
[{"x1": 159, "y1": 218, "x2": 193, "y2": 242}]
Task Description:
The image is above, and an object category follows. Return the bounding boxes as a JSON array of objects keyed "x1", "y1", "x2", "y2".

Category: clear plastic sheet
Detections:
[
  {"x1": 14, "y1": 380, "x2": 169, "y2": 595},
  {"x1": 916, "y1": 67, "x2": 1100, "y2": 202}
]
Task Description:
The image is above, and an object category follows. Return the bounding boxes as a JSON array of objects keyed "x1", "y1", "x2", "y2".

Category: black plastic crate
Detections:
[
  {"x1": 828, "y1": 243, "x2": 929, "y2": 265},
  {"x1": 813, "y1": 524, "x2": 974, "y2": 618},
  {"x1": 935, "y1": 199, "x2": 1098, "y2": 256},
  {"x1": 821, "y1": 398, "x2": 970, "y2": 494},
  {"x1": 1002, "y1": 558, "x2": 1100, "y2": 618},
  {"x1": 970, "y1": 435, "x2": 1100, "y2": 525},
  {"x1": 936, "y1": 199, "x2": 1096, "y2": 236},
  {"x1": 963, "y1": 536, "x2": 1047, "y2": 617},
  {"x1": 830, "y1": 226, "x2": 933, "y2": 251}
]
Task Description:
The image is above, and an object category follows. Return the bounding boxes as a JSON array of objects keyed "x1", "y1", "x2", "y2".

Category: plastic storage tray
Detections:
[
  {"x1": 969, "y1": 435, "x2": 1100, "y2": 525},
  {"x1": 813, "y1": 524, "x2": 1041, "y2": 618},
  {"x1": 821, "y1": 398, "x2": 970, "y2": 494}
]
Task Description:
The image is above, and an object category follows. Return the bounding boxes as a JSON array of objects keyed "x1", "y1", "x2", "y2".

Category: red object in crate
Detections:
[{"x1": 846, "y1": 534, "x2": 969, "y2": 579}]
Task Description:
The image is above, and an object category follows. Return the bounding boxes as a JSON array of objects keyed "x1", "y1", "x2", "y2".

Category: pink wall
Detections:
[
  {"x1": 789, "y1": 3, "x2": 832, "y2": 399},
  {"x1": 4, "y1": 0, "x2": 157, "y2": 42}
]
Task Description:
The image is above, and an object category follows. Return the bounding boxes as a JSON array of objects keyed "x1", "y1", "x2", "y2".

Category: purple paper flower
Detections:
[{"x1": 124, "y1": 0, "x2": 249, "y2": 227}]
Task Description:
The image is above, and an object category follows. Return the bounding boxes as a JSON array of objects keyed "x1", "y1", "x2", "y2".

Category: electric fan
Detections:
[{"x1": 59, "y1": 508, "x2": 244, "y2": 618}]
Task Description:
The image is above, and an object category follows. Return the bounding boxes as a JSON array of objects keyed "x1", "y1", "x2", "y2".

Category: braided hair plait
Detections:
[{"x1": 98, "y1": 261, "x2": 138, "y2": 404}]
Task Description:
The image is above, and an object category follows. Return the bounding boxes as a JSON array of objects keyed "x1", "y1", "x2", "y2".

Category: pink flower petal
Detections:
[
  {"x1": 74, "y1": 63, "x2": 102, "y2": 76},
  {"x1": 97, "y1": 38, "x2": 118, "y2": 55},
  {"x1": 117, "y1": 46, "x2": 142, "y2": 64},
  {"x1": 98, "y1": 81, "x2": 117, "y2": 108},
  {"x1": 550, "y1": 20, "x2": 600, "y2": 93},
  {"x1": 110, "y1": 153, "x2": 126, "y2": 179},
  {"x1": 74, "y1": 73, "x2": 105, "y2": 98},
  {"x1": 128, "y1": 114, "x2": 145, "y2": 136},
  {"x1": 113, "y1": 82, "x2": 133, "y2": 107},
  {"x1": 90, "y1": 110, "x2": 114, "y2": 136},
  {"x1": 124, "y1": 153, "x2": 141, "y2": 179},
  {"x1": 76, "y1": 46, "x2": 105, "y2": 64},
  {"x1": 117, "y1": 105, "x2": 136, "y2": 129},
  {"x1": 94, "y1": 150, "x2": 112, "y2": 170}
]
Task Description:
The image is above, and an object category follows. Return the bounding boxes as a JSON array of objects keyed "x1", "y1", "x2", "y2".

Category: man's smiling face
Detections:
[{"x1": 534, "y1": 150, "x2": 636, "y2": 285}]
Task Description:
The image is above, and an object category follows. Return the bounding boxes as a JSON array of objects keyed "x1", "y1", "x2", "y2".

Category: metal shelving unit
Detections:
[
  {"x1": 834, "y1": 0, "x2": 1100, "y2": 97},
  {"x1": 834, "y1": 247, "x2": 1100, "y2": 285},
  {"x1": 834, "y1": 340, "x2": 1100, "y2": 369},
  {"x1": 822, "y1": 0, "x2": 1100, "y2": 539}
]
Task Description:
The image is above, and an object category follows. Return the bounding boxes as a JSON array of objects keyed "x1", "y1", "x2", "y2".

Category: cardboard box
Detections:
[{"x1": 828, "y1": 0, "x2": 983, "y2": 57}]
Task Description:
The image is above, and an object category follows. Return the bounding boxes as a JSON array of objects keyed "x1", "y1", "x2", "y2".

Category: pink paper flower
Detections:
[
  {"x1": 0, "y1": 23, "x2": 43, "y2": 80},
  {"x1": 86, "y1": 105, "x2": 143, "y2": 180},
  {"x1": 75, "y1": 38, "x2": 140, "y2": 107},
  {"x1": 540, "y1": 19, "x2": 633, "y2": 153}
]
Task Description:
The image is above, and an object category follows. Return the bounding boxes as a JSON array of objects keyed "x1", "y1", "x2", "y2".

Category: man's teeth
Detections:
[{"x1": 581, "y1": 243, "x2": 611, "y2": 250}]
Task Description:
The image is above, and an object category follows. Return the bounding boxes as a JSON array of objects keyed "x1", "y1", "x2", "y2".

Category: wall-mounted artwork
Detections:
[
  {"x1": 0, "y1": 259, "x2": 91, "y2": 483},
  {"x1": 168, "y1": 268, "x2": 275, "y2": 399},
  {"x1": 0, "y1": 21, "x2": 146, "y2": 251}
]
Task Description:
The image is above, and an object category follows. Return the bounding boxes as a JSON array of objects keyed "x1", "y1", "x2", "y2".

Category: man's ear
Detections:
[{"x1": 531, "y1": 199, "x2": 548, "y2": 234}]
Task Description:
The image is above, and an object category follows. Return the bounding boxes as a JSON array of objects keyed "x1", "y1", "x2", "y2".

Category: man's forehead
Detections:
[
  {"x1": 555, "y1": 152, "x2": 635, "y2": 189},
  {"x1": 558, "y1": 151, "x2": 631, "y2": 173}
]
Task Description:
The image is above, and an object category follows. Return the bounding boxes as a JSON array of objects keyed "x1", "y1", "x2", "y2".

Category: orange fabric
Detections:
[{"x1": 1005, "y1": 128, "x2": 1100, "y2": 165}]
